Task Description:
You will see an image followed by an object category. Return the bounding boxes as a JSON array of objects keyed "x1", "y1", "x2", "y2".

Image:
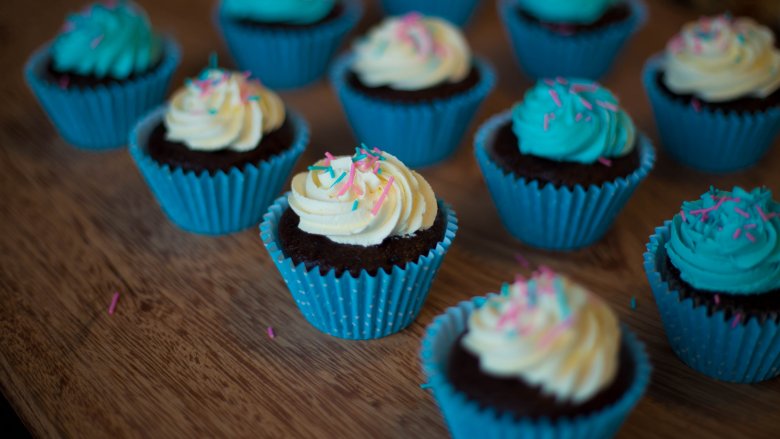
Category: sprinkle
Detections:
[
  {"x1": 308, "y1": 165, "x2": 332, "y2": 175},
  {"x1": 757, "y1": 206, "x2": 769, "y2": 222},
  {"x1": 514, "y1": 253, "x2": 530, "y2": 269},
  {"x1": 731, "y1": 313, "x2": 742, "y2": 329},
  {"x1": 569, "y1": 83, "x2": 597, "y2": 93},
  {"x1": 329, "y1": 171, "x2": 347, "y2": 189},
  {"x1": 733, "y1": 228, "x2": 742, "y2": 239},
  {"x1": 556, "y1": 76, "x2": 568, "y2": 85},
  {"x1": 527, "y1": 280, "x2": 538, "y2": 307},
  {"x1": 208, "y1": 108, "x2": 218, "y2": 115},
  {"x1": 575, "y1": 113, "x2": 583, "y2": 122},
  {"x1": 538, "y1": 319, "x2": 573, "y2": 349},
  {"x1": 548, "y1": 89, "x2": 562, "y2": 107},
  {"x1": 630, "y1": 297, "x2": 637, "y2": 310},
  {"x1": 691, "y1": 98, "x2": 702, "y2": 112},
  {"x1": 247, "y1": 95, "x2": 260, "y2": 101},
  {"x1": 596, "y1": 100, "x2": 618, "y2": 112},
  {"x1": 543, "y1": 114, "x2": 551, "y2": 131},
  {"x1": 324, "y1": 152, "x2": 335, "y2": 165},
  {"x1": 90, "y1": 34, "x2": 104, "y2": 49},
  {"x1": 734, "y1": 207, "x2": 750, "y2": 218},
  {"x1": 352, "y1": 200, "x2": 359, "y2": 211},
  {"x1": 209, "y1": 52, "x2": 218, "y2": 69},
  {"x1": 555, "y1": 278, "x2": 569, "y2": 318},
  {"x1": 420, "y1": 383, "x2": 433, "y2": 390},
  {"x1": 714, "y1": 294, "x2": 721, "y2": 305},
  {"x1": 337, "y1": 162, "x2": 357, "y2": 196},
  {"x1": 267, "y1": 326, "x2": 276, "y2": 339},
  {"x1": 544, "y1": 79, "x2": 555, "y2": 86},
  {"x1": 737, "y1": 33, "x2": 745, "y2": 44},
  {"x1": 680, "y1": 210, "x2": 688, "y2": 222},
  {"x1": 500, "y1": 282, "x2": 510, "y2": 297},
  {"x1": 746, "y1": 232, "x2": 756, "y2": 243},
  {"x1": 585, "y1": 115, "x2": 592, "y2": 122},
  {"x1": 371, "y1": 176, "x2": 395, "y2": 216},
  {"x1": 242, "y1": 70, "x2": 251, "y2": 79},
  {"x1": 598, "y1": 157, "x2": 612, "y2": 167},
  {"x1": 744, "y1": 223, "x2": 757, "y2": 230},
  {"x1": 108, "y1": 291, "x2": 120, "y2": 315},
  {"x1": 59, "y1": 75, "x2": 70, "y2": 90},
  {"x1": 579, "y1": 97, "x2": 593, "y2": 110}
]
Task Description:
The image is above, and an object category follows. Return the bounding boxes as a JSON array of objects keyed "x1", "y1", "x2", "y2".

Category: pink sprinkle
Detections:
[
  {"x1": 544, "y1": 79, "x2": 555, "y2": 86},
  {"x1": 575, "y1": 113, "x2": 583, "y2": 122},
  {"x1": 108, "y1": 291, "x2": 120, "y2": 315},
  {"x1": 744, "y1": 223, "x2": 757, "y2": 229},
  {"x1": 585, "y1": 115, "x2": 592, "y2": 122},
  {"x1": 324, "y1": 151, "x2": 335, "y2": 165},
  {"x1": 514, "y1": 253, "x2": 530, "y2": 269},
  {"x1": 746, "y1": 232, "x2": 756, "y2": 243},
  {"x1": 59, "y1": 75, "x2": 70, "y2": 90},
  {"x1": 756, "y1": 206, "x2": 770, "y2": 222},
  {"x1": 267, "y1": 326, "x2": 276, "y2": 339},
  {"x1": 90, "y1": 34, "x2": 104, "y2": 49},
  {"x1": 580, "y1": 97, "x2": 593, "y2": 110},
  {"x1": 731, "y1": 313, "x2": 742, "y2": 329},
  {"x1": 336, "y1": 162, "x2": 356, "y2": 196},
  {"x1": 680, "y1": 210, "x2": 687, "y2": 222},
  {"x1": 548, "y1": 89, "x2": 562, "y2": 107},
  {"x1": 497, "y1": 301, "x2": 522, "y2": 329},
  {"x1": 401, "y1": 11, "x2": 422, "y2": 25},
  {"x1": 371, "y1": 176, "x2": 395, "y2": 216},
  {"x1": 598, "y1": 157, "x2": 612, "y2": 167},
  {"x1": 537, "y1": 265, "x2": 555, "y2": 278},
  {"x1": 556, "y1": 76, "x2": 567, "y2": 84},
  {"x1": 734, "y1": 207, "x2": 750, "y2": 218},
  {"x1": 596, "y1": 100, "x2": 619, "y2": 112},
  {"x1": 733, "y1": 228, "x2": 742, "y2": 239},
  {"x1": 543, "y1": 114, "x2": 551, "y2": 131},
  {"x1": 691, "y1": 98, "x2": 702, "y2": 112},
  {"x1": 714, "y1": 294, "x2": 721, "y2": 305},
  {"x1": 538, "y1": 319, "x2": 573, "y2": 349},
  {"x1": 569, "y1": 83, "x2": 597, "y2": 93}
]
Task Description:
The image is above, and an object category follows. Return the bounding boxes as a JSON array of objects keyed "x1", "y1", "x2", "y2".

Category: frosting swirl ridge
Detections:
[
  {"x1": 512, "y1": 78, "x2": 636, "y2": 164},
  {"x1": 164, "y1": 68, "x2": 285, "y2": 152},
  {"x1": 463, "y1": 271, "x2": 621, "y2": 404},
  {"x1": 221, "y1": 0, "x2": 336, "y2": 25},
  {"x1": 51, "y1": 1, "x2": 163, "y2": 80},
  {"x1": 666, "y1": 187, "x2": 780, "y2": 295},
  {"x1": 663, "y1": 15, "x2": 780, "y2": 102},
  {"x1": 517, "y1": 0, "x2": 617, "y2": 25},
  {"x1": 288, "y1": 148, "x2": 437, "y2": 246},
  {"x1": 352, "y1": 13, "x2": 471, "y2": 91}
]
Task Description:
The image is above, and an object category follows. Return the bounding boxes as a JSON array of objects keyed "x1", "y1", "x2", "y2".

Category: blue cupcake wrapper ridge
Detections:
[
  {"x1": 498, "y1": 0, "x2": 646, "y2": 80},
  {"x1": 643, "y1": 55, "x2": 780, "y2": 173},
  {"x1": 474, "y1": 111, "x2": 655, "y2": 250},
  {"x1": 644, "y1": 221, "x2": 780, "y2": 383},
  {"x1": 260, "y1": 195, "x2": 458, "y2": 340},
  {"x1": 129, "y1": 106, "x2": 309, "y2": 235},
  {"x1": 379, "y1": 0, "x2": 482, "y2": 26},
  {"x1": 216, "y1": 0, "x2": 363, "y2": 90},
  {"x1": 331, "y1": 54, "x2": 496, "y2": 168},
  {"x1": 420, "y1": 298, "x2": 651, "y2": 439},
  {"x1": 24, "y1": 38, "x2": 181, "y2": 150}
]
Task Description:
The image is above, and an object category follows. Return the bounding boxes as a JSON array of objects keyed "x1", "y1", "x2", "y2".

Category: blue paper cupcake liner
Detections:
[
  {"x1": 644, "y1": 222, "x2": 780, "y2": 383},
  {"x1": 643, "y1": 56, "x2": 780, "y2": 173},
  {"x1": 474, "y1": 111, "x2": 655, "y2": 250},
  {"x1": 260, "y1": 195, "x2": 458, "y2": 340},
  {"x1": 215, "y1": 0, "x2": 362, "y2": 90},
  {"x1": 420, "y1": 298, "x2": 651, "y2": 439},
  {"x1": 129, "y1": 107, "x2": 309, "y2": 236},
  {"x1": 331, "y1": 54, "x2": 496, "y2": 169},
  {"x1": 24, "y1": 38, "x2": 181, "y2": 150},
  {"x1": 498, "y1": 0, "x2": 646, "y2": 80},
  {"x1": 379, "y1": 0, "x2": 481, "y2": 26}
]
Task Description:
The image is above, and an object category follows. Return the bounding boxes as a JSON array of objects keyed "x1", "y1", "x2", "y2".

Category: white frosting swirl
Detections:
[
  {"x1": 664, "y1": 15, "x2": 780, "y2": 102},
  {"x1": 288, "y1": 149, "x2": 437, "y2": 246},
  {"x1": 164, "y1": 68, "x2": 285, "y2": 151},
  {"x1": 352, "y1": 13, "x2": 471, "y2": 91},
  {"x1": 462, "y1": 271, "x2": 621, "y2": 404}
]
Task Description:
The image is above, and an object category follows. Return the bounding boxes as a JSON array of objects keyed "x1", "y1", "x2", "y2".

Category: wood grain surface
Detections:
[{"x1": 2, "y1": 0, "x2": 780, "y2": 437}]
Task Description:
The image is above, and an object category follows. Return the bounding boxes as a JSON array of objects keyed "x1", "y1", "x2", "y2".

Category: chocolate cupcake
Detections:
[
  {"x1": 498, "y1": 0, "x2": 645, "y2": 79},
  {"x1": 420, "y1": 270, "x2": 650, "y2": 438},
  {"x1": 475, "y1": 78, "x2": 655, "y2": 250},
  {"x1": 645, "y1": 186, "x2": 780, "y2": 382},
  {"x1": 24, "y1": 1, "x2": 180, "y2": 149},
  {"x1": 644, "y1": 15, "x2": 780, "y2": 172},
  {"x1": 260, "y1": 147, "x2": 458, "y2": 339},
  {"x1": 215, "y1": 0, "x2": 362, "y2": 89},
  {"x1": 331, "y1": 13, "x2": 495, "y2": 168},
  {"x1": 129, "y1": 63, "x2": 309, "y2": 235}
]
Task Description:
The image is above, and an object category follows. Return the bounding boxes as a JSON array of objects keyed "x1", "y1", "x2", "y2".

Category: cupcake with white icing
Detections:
[
  {"x1": 260, "y1": 147, "x2": 458, "y2": 339},
  {"x1": 331, "y1": 13, "x2": 495, "y2": 168},
  {"x1": 643, "y1": 14, "x2": 780, "y2": 172},
  {"x1": 130, "y1": 61, "x2": 309, "y2": 235},
  {"x1": 421, "y1": 270, "x2": 651, "y2": 438}
]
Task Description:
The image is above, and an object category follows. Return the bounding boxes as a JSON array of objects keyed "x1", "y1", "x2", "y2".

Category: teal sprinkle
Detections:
[
  {"x1": 352, "y1": 200, "x2": 359, "y2": 211},
  {"x1": 330, "y1": 171, "x2": 347, "y2": 188},
  {"x1": 198, "y1": 68, "x2": 210, "y2": 80},
  {"x1": 737, "y1": 33, "x2": 745, "y2": 44},
  {"x1": 308, "y1": 165, "x2": 331, "y2": 172},
  {"x1": 631, "y1": 297, "x2": 637, "y2": 310},
  {"x1": 328, "y1": 167, "x2": 335, "y2": 178},
  {"x1": 528, "y1": 280, "x2": 538, "y2": 306},
  {"x1": 554, "y1": 278, "x2": 569, "y2": 318},
  {"x1": 248, "y1": 95, "x2": 260, "y2": 101},
  {"x1": 209, "y1": 52, "x2": 218, "y2": 69},
  {"x1": 420, "y1": 383, "x2": 433, "y2": 390},
  {"x1": 500, "y1": 282, "x2": 510, "y2": 297},
  {"x1": 377, "y1": 168, "x2": 382, "y2": 174},
  {"x1": 208, "y1": 108, "x2": 217, "y2": 115},
  {"x1": 352, "y1": 154, "x2": 366, "y2": 162}
]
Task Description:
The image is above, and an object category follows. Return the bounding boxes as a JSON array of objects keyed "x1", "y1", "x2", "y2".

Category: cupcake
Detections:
[
  {"x1": 331, "y1": 13, "x2": 495, "y2": 168},
  {"x1": 129, "y1": 63, "x2": 309, "y2": 235},
  {"x1": 260, "y1": 147, "x2": 458, "y2": 339},
  {"x1": 378, "y1": 0, "x2": 482, "y2": 26},
  {"x1": 24, "y1": 1, "x2": 180, "y2": 150},
  {"x1": 420, "y1": 270, "x2": 651, "y2": 438},
  {"x1": 215, "y1": 0, "x2": 362, "y2": 90},
  {"x1": 498, "y1": 0, "x2": 645, "y2": 79},
  {"x1": 643, "y1": 15, "x2": 780, "y2": 172},
  {"x1": 644, "y1": 186, "x2": 780, "y2": 383},
  {"x1": 475, "y1": 78, "x2": 655, "y2": 250}
]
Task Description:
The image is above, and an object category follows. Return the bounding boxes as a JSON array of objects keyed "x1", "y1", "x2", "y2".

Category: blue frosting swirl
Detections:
[
  {"x1": 666, "y1": 187, "x2": 780, "y2": 295},
  {"x1": 517, "y1": 0, "x2": 617, "y2": 24},
  {"x1": 511, "y1": 78, "x2": 636, "y2": 164},
  {"x1": 51, "y1": 1, "x2": 163, "y2": 80},
  {"x1": 222, "y1": 0, "x2": 336, "y2": 25}
]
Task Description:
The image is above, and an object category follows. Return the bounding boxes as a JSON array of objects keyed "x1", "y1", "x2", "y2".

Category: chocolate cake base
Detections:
[
  {"x1": 486, "y1": 121, "x2": 641, "y2": 188},
  {"x1": 345, "y1": 66, "x2": 482, "y2": 103},
  {"x1": 44, "y1": 55, "x2": 164, "y2": 89},
  {"x1": 233, "y1": 2, "x2": 344, "y2": 30},
  {"x1": 146, "y1": 117, "x2": 295, "y2": 174},
  {"x1": 660, "y1": 255, "x2": 780, "y2": 324},
  {"x1": 518, "y1": 2, "x2": 632, "y2": 34},
  {"x1": 655, "y1": 71, "x2": 780, "y2": 114},
  {"x1": 277, "y1": 207, "x2": 447, "y2": 277},
  {"x1": 447, "y1": 333, "x2": 635, "y2": 420}
]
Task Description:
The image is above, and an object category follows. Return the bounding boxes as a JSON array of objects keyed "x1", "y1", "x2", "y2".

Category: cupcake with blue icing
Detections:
[
  {"x1": 475, "y1": 78, "x2": 654, "y2": 250},
  {"x1": 216, "y1": 0, "x2": 362, "y2": 89},
  {"x1": 24, "y1": 0, "x2": 180, "y2": 149},
  {"x1": 644, "y1": 15, "x2": 780, "y2": 172},
  {"x1": 645, "y1": 186, "x2": 780, "y2": 383},
  {"x1": 379, "y1": 0, "x2": 482, "y2": 26},
  {"x1": 331, "y1": 13, "x2": 495, "y2": 168},
  {"x1": 421, "y1": 270, "x2": 650, "y2": 438},
  {"x1": 130, "y1": 61, "x2": 309, "y2": 235},
  {"x1": 498, "y1": 0, "x2": 645, "y2": 79},
  {"x1": 260, "y1": 147, "x2": 458, "y2": 339}
]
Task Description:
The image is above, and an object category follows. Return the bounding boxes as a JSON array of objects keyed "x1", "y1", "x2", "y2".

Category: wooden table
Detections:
[{"x1": 2, "y1": 0, "x2": 779, "y2": 437}]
